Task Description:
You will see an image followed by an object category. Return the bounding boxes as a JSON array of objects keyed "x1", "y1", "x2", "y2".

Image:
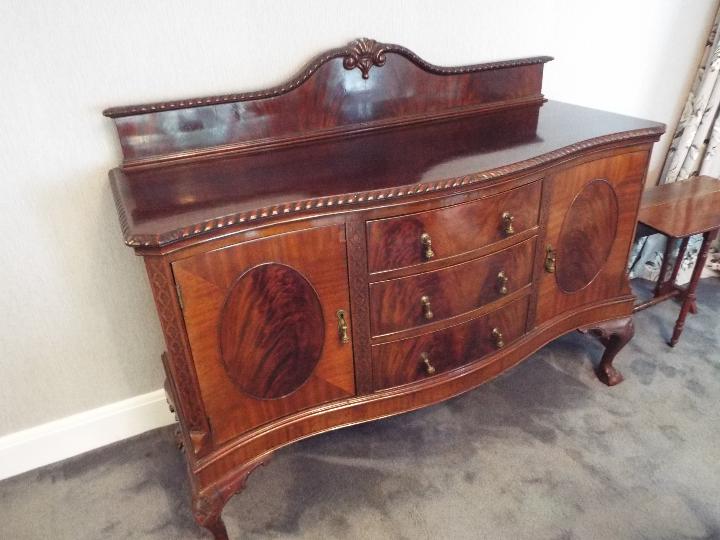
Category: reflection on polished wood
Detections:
[
  {"x1": 369, "y1": 237, "x2": 536, "y2": 337},
  {"x1": 638, "y1": 176, "x2": 720, "y2": 237},
  {"x1": 105, "y1": 39, "x2": 664, "y2": 539},
  {"x1": 366, "y1": 181, "x2": 541, "y2": 274},
  {"x1": 109, "y1": 102, "x2": 662, "y2": 249}
]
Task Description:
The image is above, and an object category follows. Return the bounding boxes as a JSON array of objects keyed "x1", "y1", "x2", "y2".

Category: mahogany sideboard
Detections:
[{"x1": 104, "y1": 39, "x2": 664, "y2": 539}]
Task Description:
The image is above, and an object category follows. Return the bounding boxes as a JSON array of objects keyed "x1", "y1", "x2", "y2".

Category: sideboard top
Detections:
[
  {"x1": 104, "y1": 38, "x2": 664, "y2": 249},
  {"x1": 110, "y1": 100, "x2": 665, "y2": 249}
]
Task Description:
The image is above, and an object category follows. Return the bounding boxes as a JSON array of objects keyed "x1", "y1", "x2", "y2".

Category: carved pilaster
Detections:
[
  {"x1": 145, "y1": 256, "x2": 210, "y2": 455},
  {"x1": 345, "y1": 220, "x2": 373, "y2": 393}
]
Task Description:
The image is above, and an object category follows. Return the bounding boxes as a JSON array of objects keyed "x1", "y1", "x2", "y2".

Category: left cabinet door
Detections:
[{"x1": 172, "y1": 224, "x2": 356, "y2": 446}]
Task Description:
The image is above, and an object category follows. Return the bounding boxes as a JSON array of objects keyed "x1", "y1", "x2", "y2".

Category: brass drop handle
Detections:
[
  {"x1": 336, "y1": 309, "x2": 350, "y2": 344},
  {"x1": 420, "y1": 352, "x2": 436, "y2": 375},
  {"x1": 502, "y1": 212, "x2": 515, "y2": 235},
  {"x1": 420, "y1": 233, "x2": 435, "y2": 260},
  {"x1": 545, "y1": 244, "x2": 556, "y2": 273},
  {"x1": 420, "y1": 295, "x2": 434, "y2": 320},
  {"x1": 492, "y1": 327, "x2": 505, "y2": 349},
  {"x1": 497, "y1": 270, "x2": 509, "y2": 295}
]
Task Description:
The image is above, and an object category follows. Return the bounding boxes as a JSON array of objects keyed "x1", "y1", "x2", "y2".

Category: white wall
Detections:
[{"x1": 0, "y1": 0, "x2": 716, "y2": 437}]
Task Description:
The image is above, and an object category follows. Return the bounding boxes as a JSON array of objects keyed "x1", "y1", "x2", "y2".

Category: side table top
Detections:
[{"x1": 638, "y1": 176, "x2": 720, "y2": 237}]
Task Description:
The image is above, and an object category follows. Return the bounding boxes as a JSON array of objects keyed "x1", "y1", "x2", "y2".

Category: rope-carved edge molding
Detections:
[
  {"x1": 115, "y1": 127, "x2": 664, "y2": 248},
  {"x1": 103, "y1": 38, "x2": 553, "y2": 118}
]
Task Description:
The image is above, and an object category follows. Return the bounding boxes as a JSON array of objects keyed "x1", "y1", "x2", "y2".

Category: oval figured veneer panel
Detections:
[
  {"x1": 556, "y1": 179, "x2": 619, "y2": 293},
  {"x1": 219, "y1": 263, "x2": 325, "y2": 400}
]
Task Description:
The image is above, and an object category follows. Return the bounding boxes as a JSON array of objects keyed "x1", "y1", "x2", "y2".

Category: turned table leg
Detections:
[
  {"x1": 584, "y1": 316, "x2": 634, "y2": 386},
  {"x1": 670, "y1": 230, "x2": 717, "y2": 347},
  {"x1": 666, "y1": 236, "x2": 689, "y2": 291},
  {"x1": 654, "y1": 236, "x2": 675, "y2": 296}
]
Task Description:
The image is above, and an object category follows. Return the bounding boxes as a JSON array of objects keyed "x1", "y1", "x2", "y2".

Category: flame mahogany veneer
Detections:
[{"x1": 105, "y1": 39, "x2": 664, "y2": 539}]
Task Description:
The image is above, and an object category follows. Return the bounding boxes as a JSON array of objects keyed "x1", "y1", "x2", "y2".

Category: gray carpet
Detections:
[{"x1": 1, "y1": 279, "x2": 719, "y2": 540}]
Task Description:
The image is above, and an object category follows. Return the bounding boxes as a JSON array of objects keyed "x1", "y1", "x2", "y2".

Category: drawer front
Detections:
[
  {"x1": 372, "y1": 295, "x2": 529, "y2": 390},
  {"x1": 369, "y1": 237, "x2": 536, "y2": 337},
  {"x1": 366, "y1": 181, "x2": 541, "y2": 274}
]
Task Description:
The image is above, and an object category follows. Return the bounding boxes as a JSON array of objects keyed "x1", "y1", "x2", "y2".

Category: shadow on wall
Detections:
[{"x1": 23, "y1": 164, "x2": 166, "y2": 430}]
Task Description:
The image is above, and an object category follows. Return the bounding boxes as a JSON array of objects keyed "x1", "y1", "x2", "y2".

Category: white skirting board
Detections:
[{"x1": 0, "y1": 389, "x2": 176, "y2": 481}]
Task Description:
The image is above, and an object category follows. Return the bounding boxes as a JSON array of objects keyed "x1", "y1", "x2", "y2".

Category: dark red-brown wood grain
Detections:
[{"x1": 106, "y1": 39, "x2": 665, "y2": 540}]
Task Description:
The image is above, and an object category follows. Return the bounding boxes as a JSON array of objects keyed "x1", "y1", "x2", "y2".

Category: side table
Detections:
[{"x1": 633, "y1": 176, "x2": 720, "y2": 346}]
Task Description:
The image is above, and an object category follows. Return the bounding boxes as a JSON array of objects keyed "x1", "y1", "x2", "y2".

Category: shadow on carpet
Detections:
[{"x1": 1, "y1": 279, "x2": 718, "y2": 540}]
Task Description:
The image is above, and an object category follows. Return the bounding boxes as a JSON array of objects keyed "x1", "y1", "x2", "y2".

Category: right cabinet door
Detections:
[{"x1": 535, "y1": 151, "x2": 649, "y2": 325}]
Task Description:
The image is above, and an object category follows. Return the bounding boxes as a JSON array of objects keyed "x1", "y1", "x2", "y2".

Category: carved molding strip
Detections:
[
  {"x1": 103, "y1": 38, "x2": 552, "y2": 118},
  {"x1": 119, "y1": 127, "x2": 664, "y2": 248},
  {"x1": 110, "y1": 176, "x2": 130, "y2": 243},
  {"x1": 345, "y1": 220, "x2": 373, "y2": 394}
]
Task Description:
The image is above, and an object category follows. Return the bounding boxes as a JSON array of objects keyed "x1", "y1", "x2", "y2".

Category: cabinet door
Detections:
[
  {"x1": 172, "y1": 224, "x2": 355, "y2": 446},
  {"x1": 535, "y1": 151, "x2": 649, "y2": 324}
]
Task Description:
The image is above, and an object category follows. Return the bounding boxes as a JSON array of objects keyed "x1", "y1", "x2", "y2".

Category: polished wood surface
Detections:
[
  {"x1": 556, "y1": 179, "x2": 619, "y2": 293},
  {"x1": 366, "y1": 182, "x2": 541, "y2": 274},
  {"x1": 104, "y1": 39, "x2": 664, "y2": 540},
  {"x1": 104, "y1": 38, "x2": 550, "y2": 167},
  {"x1": 670, "y1": 230, "x2": 718, "y2": 346},
  {"x1": 109, "y1": 102, "x2": 662, "y2": 249},
  {"x1": 172, "y1": 224, "x2": 355, "y2": 445},
  {"x1": 372, "y1": 295, "x2": 530, "y2": 390},
  {"x1": 218, "y1": 263, "x2": 325, "y2": 400},
  {"x1": 535, "y1": 151, "x2": 650, "y2": 324},
  {"x1": 638, "y1": 175, "x2": 720, "y2": 237},
  {"x1": 635, "y1": 176, "x2": 720, "y2": 346},
  {"x1": 369, "y1": 237, "x2": 535, "y2": 336},
  {"x1": 192, "y1": 296, "x2": 638, "y2": 491},
  {"x1": 582, "y1": 317, "x2": 634, "y2": 386}
]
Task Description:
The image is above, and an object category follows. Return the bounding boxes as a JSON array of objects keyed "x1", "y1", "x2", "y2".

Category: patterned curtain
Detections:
[{"x1": 630, "y1": 8, "x2": 720, "y2": 281}]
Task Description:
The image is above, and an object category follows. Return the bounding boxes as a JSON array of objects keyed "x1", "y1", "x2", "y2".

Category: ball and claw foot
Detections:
[
  {"x1": 584, "y1": 316, "x2": 634, "y2": 387},
  {"x1": 596, "y1": 362, "x2": 625, "y2": 387}
]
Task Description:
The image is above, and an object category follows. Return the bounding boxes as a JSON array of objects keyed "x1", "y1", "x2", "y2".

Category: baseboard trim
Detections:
[{"x1": 0, "y1": 389, "x2": 175, "y2": 481}]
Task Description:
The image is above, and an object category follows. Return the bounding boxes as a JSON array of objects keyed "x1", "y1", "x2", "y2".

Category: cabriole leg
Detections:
[
  {"x1": 585, "y1": 316, "x2": 634, "y2": 386},
  {"x1": 193, "y1": 491, "x2": 229, "y2": 540},
  {"x1": 203, "y1": 517, "x2": 229, "y2": 540},
  {"x1": 190, "y1": 454, "x2": 273, "y2": 540},
  {"x1": 670, "y1": 230, "x2": 716, "y2": 347}
]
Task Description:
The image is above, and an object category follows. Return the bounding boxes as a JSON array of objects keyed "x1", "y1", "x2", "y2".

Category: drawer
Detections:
[
  {"x1": 369, "y1": 237, "x2": 536, "y2": 337},
  {"x1": 372, "y1": 295, "x2": 529, "y2": 390},
  {"x1": 366, "y1": 181, "x2": 541, "y2": 274}
]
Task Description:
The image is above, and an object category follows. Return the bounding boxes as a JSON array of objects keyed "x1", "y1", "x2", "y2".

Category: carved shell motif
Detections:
[{"x1": 343, "y1": 38, "x2": 388, "y2": 79}]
